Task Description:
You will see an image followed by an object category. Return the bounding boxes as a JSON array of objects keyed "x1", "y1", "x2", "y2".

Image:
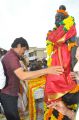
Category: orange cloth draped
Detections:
[
  {"x1": 45, "y1": 25, "x2": 77, "y2": 103},
  {"x1": 27, "y1": 76, "x2": 46, "y2": 120}
]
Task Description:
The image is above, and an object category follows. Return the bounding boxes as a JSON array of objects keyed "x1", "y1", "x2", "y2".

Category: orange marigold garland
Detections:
[{"x1": 57, "y1": 9, "x2": 68, "y2": 16}]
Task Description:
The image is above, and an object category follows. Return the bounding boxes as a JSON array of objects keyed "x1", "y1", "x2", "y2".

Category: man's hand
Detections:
[
  {"x1": 70, "y1": 72, "x2": 79, "y2": 80},
  {"x1": 47, "y1": 66, "x2": 64, "y2": 75},
  {"x1": 69, "y1": 72, "x2": 76, "y2": 80},
  {"x1": 47, "y1": 101, "x2": 67, "y2": 115},
  {"x1": 47, "y1": 101, "x2": 75, "y2": 120}
]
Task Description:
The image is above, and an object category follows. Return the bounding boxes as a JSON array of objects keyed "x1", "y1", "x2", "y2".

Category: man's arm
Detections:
[{"x1": 14, "y1": 66, "x2": 64, "y2": 81}]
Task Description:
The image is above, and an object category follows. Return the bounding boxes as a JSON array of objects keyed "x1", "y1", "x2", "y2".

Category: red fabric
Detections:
[
  {"x1": 65, "y1": 25, "x2": 77, "y2": 40},
  {"x1": 47, "y1": 25, "x2": 76, "y2": 43},
  {"x1": 45, "y1": 25, "x2": 77, "y2": 103},
  {"x1": 45, "y1": 44, "x2": 76, "y2": 96},
  {"x1": 47, "y1": 25, "x2": 65, "y2": 43}
]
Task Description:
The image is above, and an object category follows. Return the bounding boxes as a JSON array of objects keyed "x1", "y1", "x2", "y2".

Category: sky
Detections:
[{"x1": 0, "y1": 0, "x2": 79, "y2": 50}]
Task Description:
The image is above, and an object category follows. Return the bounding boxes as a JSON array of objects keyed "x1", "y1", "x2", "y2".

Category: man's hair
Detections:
[{"x1": 11, "y1": 37, "x2": 29, "y2": 50}]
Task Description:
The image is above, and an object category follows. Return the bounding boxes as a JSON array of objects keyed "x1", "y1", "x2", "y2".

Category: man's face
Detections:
[
  {"x1": 17, "y1": 44, "x2": 27, "y2": 56},
  {"x1": 20, "y1": 47, "x2": 27, "y2": 56}
]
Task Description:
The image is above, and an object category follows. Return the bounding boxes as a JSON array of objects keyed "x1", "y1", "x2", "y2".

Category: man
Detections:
[{"x1": 0, "y1": 37, "x2": 63, "y2": 120}]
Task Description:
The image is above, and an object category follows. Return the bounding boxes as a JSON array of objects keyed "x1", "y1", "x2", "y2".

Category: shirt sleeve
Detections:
[{"x1": 7, "y1": 56, "x2": 21, "y2": 71}]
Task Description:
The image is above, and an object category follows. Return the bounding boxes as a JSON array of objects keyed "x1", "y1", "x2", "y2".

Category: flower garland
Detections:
[
  {"x1": 61, "y1": 16, "x2": 75, "y2": 31},
  {"x1": 46, "y1": 40, "x2": 54, "y2": 66},
  {"x1": 57, "y1": 9, "x2": 68, "y2": 16}
]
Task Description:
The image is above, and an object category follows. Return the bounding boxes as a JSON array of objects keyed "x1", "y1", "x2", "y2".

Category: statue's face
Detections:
[{"x1": 55, "y1": 13, "x2": 66, "y2": 27}]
